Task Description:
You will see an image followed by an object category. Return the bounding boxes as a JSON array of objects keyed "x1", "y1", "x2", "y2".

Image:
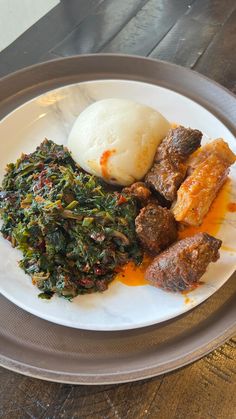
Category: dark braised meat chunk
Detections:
[
  {"x1": 145, "y1": 126, "x2": 202, "y2": 201},
  {"x1": 145, "y1": 232, "x2": 222, "y2": 292},
  {"x1": 123, "y1": 182, "x2": 151, "y2": 205},
  {"x1": 135, "y1": 203, "x2": 178, "y2": 254}
]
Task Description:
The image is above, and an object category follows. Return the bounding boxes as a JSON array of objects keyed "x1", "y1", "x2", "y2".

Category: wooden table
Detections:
[{"x1": 0, "y1": 1, "x2": 235, "y2": 418}]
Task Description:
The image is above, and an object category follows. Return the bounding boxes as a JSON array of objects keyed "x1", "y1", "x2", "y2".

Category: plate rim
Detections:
[
  {"x1": 0, "y1": 53, "x2": 235, "y2": 134},
  {"x1": 0, "y1": 54, "x2": 235, "y2": 384},
  {"x1": 1, "y1": 325, "x2": 235, "y2": 385},
  {"x1": 0, "y1": 288, "x2": 235, "y2": 384},
  {"x1": 1, "y1": 77, "x2": 235, "y2": 331}
]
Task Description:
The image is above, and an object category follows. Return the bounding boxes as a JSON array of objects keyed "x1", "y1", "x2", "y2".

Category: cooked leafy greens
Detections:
[{"x1": 0, "y1": 139, "x2": 142, "y2": 300}]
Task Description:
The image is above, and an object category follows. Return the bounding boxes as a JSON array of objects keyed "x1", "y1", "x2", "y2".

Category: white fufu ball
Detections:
[{"x1": 68, "y1": 98, "x2": 170, "y2": 186}]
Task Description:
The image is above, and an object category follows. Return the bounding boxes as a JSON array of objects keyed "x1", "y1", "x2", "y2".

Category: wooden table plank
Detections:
[
  {"x1": 150, "y1": 0, "x2": 236, "y2": 68},
  {"x1": 51, "y1": 0, "x2": 147, "y2": 56},
  {"x1": 0, "y1": 0, "x2": 101, "y2": 77},
  {"x1": 0, "y1": 338, "x2": 235, "y2": 418},
  {"x1": 0, "y1": 1, "x2": 236, "y2": 418},
  {"x1": 101, "y1": 0, "x2": 195, "y2": 56},
  {"x1": 194, "y1": 7, "x2": 236, "y2": 93}
]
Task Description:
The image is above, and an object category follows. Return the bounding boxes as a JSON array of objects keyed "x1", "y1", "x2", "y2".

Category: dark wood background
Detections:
[{"x1": 0, "y1": 1, "x2": 235, "y2": 418}]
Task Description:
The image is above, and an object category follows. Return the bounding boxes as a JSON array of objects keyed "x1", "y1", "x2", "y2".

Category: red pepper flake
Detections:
[
  {"x1": 37, "y1": 240, "x2": 46, "y2": 253},
  {"x1": 36, "y1": 169, "x2": 52, "y2": 189},
  {"x1": 94, "y1": 266, "x2": 104, "y2": 276},
  {"x1": 227, "y1": 202, "x2": 236, "y2": 212},
  {"x1": 78, "y1": 278, "x2": 94, "y2": 288},
  {"x1": 117, "y1": 194, "x2": 127, "y2": 205},
  {"x1": 44, "y1": 178, "x2": 53, "y2": 188},
  {"x1": 100, "y1": 149, "x2": 116, "y2": 179}
]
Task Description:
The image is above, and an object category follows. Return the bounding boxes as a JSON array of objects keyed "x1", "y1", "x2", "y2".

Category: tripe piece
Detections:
[
  {"x1": 173, "y1": 140, "x2": 236, "y2": 226},
  {"x1": 187, "y1": 138, "x2": 236, "y2": 175}
]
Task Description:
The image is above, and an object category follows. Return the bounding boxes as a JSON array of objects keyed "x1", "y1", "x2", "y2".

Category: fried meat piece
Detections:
[
  {"x1": 145, "y1": 232, "x2": 222, "y2": 292},
  {"x1": 123, "y1": 182, "x2": 151, "y2": 205},
  {"x1": 145, "y1": 126, "x2": 202, "y2": 201},
  {"x1": 173, "y1": 143, "x2": 236, "y2": 226},
  {"x1": 135, "y1": 203, "x2": 177, "y2": 254},
  {"x1": 187, "y1": 139, "x2": 236, "y2": 175}
]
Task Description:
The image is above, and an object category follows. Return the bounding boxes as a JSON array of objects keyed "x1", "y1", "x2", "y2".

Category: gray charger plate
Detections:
[{"x1": 0, "y1": 54, "x2": 235, "y2": 384}]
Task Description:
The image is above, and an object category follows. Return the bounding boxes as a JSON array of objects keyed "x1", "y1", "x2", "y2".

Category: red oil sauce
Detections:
[
  {"x1": 116, "y1": 254, "x2": 152, "y2": 286},
  {"x1": 227, "y1": 202, "x2": 236, "y2": 212},
  {"x1": 171, "y1": 122, "x2": 179, "y2": 129},
  {"x1": 179, "y1": 178, "x2": 231, "y2": 239},
  {"x1": 221, "y1": 245, "x2": 236, "y2": 252},
  {"x1": 100, "y1": 149, "x2": 116, "y2": 179},
  {"x1": 181, "y1": 283, "x2": 201, "y2": 304},
  {"x1": 183, "y1": 295, "x2": 191, "y2": 304}
]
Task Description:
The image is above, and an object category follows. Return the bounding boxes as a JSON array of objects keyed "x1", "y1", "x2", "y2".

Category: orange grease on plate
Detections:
[
  {"x1": 100, "y1": 149, "x2": 116, "y2": 178},
  {"x1": 171, "y1": 122, "x2": 179, "y2": 129},
  {"x1": 181, "y1": 286, "x2": 200, "y2": 304},
  {"x1": 179, "y1": 178, "x2": 231, "y2": 239},
  {"x1": 116, "y1": 255, "x2": 152, "y2": 286},
  {"x1": 227, "y1": 202, "x2": 236, "y2": 212},
  {"x1": 183, "y1": 295, "x2": 191, "y2": 304},
  {"x1": 221, "y1": 245, "x2": 236, "y2": 252}
]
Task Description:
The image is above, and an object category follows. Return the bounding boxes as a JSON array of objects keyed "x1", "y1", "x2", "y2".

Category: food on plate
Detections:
[
  {"x1": 145, "y1": 126, "x2": 202, "y2": 201},
  {"x1": 135, "y1": 203, "x2": 177, "y2": 254},
  {"x1": 145, "y1": 232, "x2": 222, "y2": 292},
  {"x1": 123, "y1": 182, "x2": 151, "y2": 205},
  {"x1": 68, "y1": 98, "x2": 171, "y2": 186},
  {"x1": 187, "y1": 138, "x2": 236, "y2": 175},
  {"x1": 173, "y1": 141, "x2": 236, "y2": 226},
  {"x1": 0, "y1": 140, "x2": 142, "y2": 300},
  {"x1": 0, "y1": 106, "x2": 235, "y2": 300}
]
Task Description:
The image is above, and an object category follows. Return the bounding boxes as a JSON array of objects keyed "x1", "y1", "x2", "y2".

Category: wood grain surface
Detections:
[
  {"x1": 0, "y1": 339, "x2": 235, "y2": 418},
  {"x1": 0, "y1": 0, "x2": 236, "y2": 418}
]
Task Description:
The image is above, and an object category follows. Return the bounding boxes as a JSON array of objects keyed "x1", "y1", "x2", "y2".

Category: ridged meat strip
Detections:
[
  {"x1": 172, "y1": 139, "x2": 236, "y2": 226},
  {"x1": 187, "y1": 138, "x2": 236, "y2": 173}
]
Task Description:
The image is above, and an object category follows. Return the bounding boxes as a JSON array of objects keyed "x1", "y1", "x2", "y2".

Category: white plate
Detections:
[{"x1": 0, "y1": 79, "x2": 236, "y2": 331}]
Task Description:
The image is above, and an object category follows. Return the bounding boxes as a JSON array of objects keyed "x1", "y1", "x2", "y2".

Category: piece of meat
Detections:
[
  {"x1": 172, "y1": 145, "x2": 236, "y2": 226},
  {"x1": 187, "y1": 138, "x2": 236, "y2": 175},
  {"x1": 123, "y1": 182, "x2": 151, "y2": 205},
  {"x1": 145, "y1": 126, "x2": 202, "y2": 201},
  {"x1": 145, "y1": 232, "x2": 222, "y2": 292},
  {"x1": 135, "y1": 203, "x2": 178, "y2": 254}
]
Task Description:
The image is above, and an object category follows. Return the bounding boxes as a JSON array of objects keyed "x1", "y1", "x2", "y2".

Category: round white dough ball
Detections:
[{"x1": 68, "y1": 98, "x2": 170, "y2": 185}]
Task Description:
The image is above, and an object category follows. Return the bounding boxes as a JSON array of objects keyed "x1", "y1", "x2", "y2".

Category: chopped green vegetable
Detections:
[
  {"x1": 0, "y1": 139, "x2": 143, "y2": 300},
  {"x1": 38, "y1": 292, "x2": 54, "y2": 300}
]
